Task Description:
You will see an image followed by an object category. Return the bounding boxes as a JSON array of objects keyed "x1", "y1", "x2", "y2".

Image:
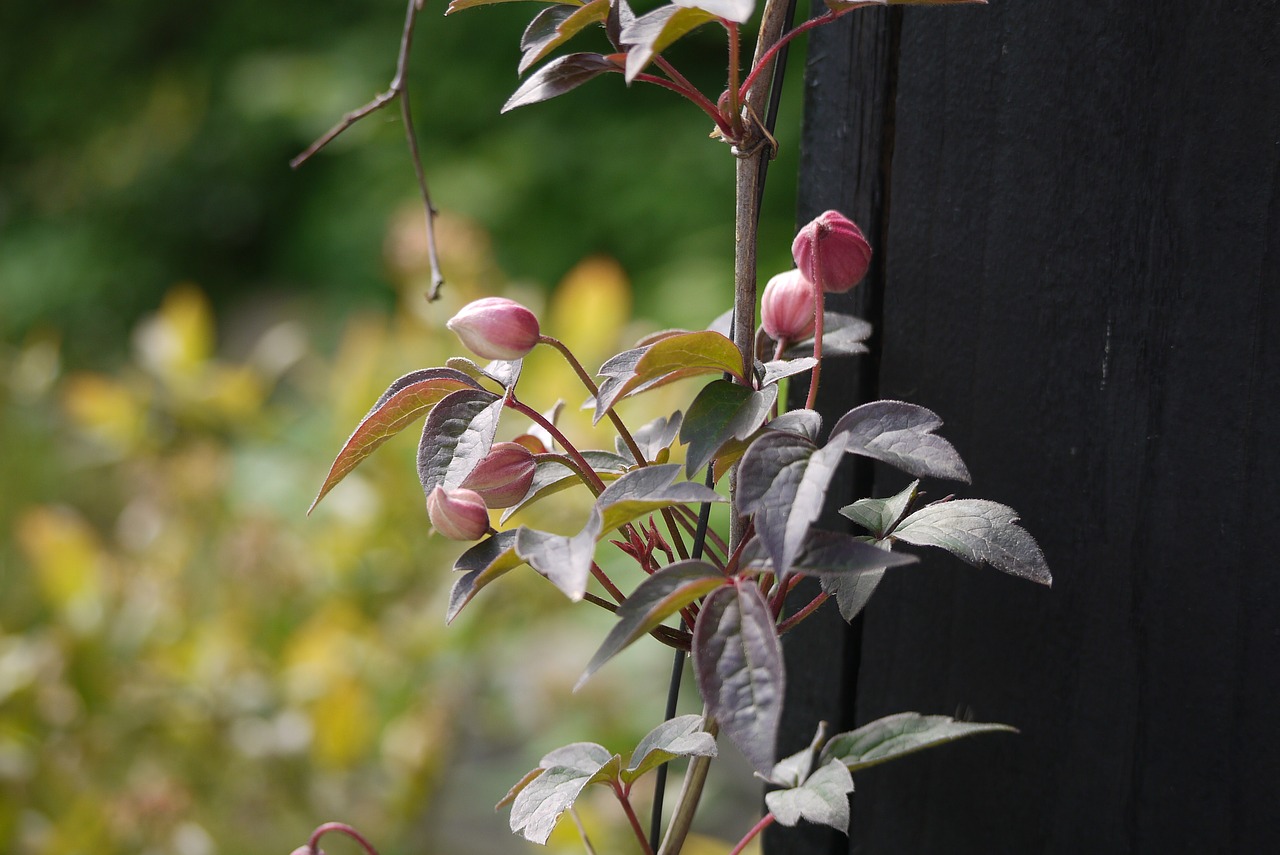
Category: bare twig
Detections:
[{"x1": 290, "y1": 0, "x2": 445, "y2": 299}]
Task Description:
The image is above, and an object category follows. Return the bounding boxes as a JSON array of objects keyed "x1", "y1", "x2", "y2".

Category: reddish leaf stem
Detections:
[
  {"x1": 804, "y1": 282, "x2": 826, "y2": 411},
  {"x1": 738, "y1": 10, "x2": 842, "y2": 102},
  {"x1": 634, "y1": 70, "x2": 735, "y2": 138},
  {"x1": 613, "y1": 783, "x2": 657, "y2": 855},
  {"x1": 778, "y1": 590, "x2": 830, "y2": 633},
  {"x1": 308, "y1": 822, "x2": 381, "y2": 855},
  {"x1": 728, "y1": 813, "x2": 776, "y2": 855},
  {"x1": 508, "y1": 398, "x2": 607, "y2": 494}
]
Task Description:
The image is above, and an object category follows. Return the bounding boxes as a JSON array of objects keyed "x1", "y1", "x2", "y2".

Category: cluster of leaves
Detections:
[{"x1": 312, "y1": 270, "x2": 1049, "y2": 848}]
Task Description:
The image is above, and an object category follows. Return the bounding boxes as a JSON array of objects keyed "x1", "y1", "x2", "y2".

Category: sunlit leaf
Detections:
[
  {"x1": 693, "y1": 583, "x2": 783, "y2": 774},
  {"x1": 508, "y1": 743, "x2": 622, "y2": 844},
  {"x1": 759, "y1": 357, "x2": 817, "y2": 387},
  {"x1": 624, "y1": 714, "x2": 718, "y2": 783},
  {"x1": 577, "y1": 560, "x2": 722, "y2": 689},
  {"x1": 768, "y1": 721, "x2": 828, "y2": 787},
  {"x1": 447, "y1": 532, "x2": 526, "y2": 623},
  {"x1": 767, "y1": 409, "x2": 822, "y2": 442},
  {"x1": 519, "y1": 1, "x2": 611, "y2": 76},
  {"x1": 840, "y1": 479, "x2": 920, "y2": 539},
  {"x1": 738, "y1": 432, "x2": 845, "y2": 579},
  {"x1": 448, "y1": 0, "x2": 580, "y2": 14},
  {"x1": 782, "y1": 312, "x2": 872, "y2": 360},
  {"x1": 606, "y1": 0, "x2": 635, "y2": 49},
  {"x1": 673, "y1": 0, "x2": 755, "y2": 23},
  {"x1": 310, "y1": 368, "x2": 482, "y2": 512},
  {"x1": 819, "y1": 712, "x2": 1015, "y2": 772},
  {"x1": 516, "y1": 512, "x2": 603, "y2": 600},
  {"x1": 620, "y1": 5, "x2": 716, "y2": 82},
  {"x1": 891, "y1": 498, "x2": 1051, "y2": 585},
  {"x1": 594, "y1": 330, "x2": 744, "y2": 423},
  {"x1": 765, "y1": 758, "x2": 853, "y2": 831},
  {"x1": 594, "y1": 463, "x2": 725, "y2": 535},
  {"x1": 621, "y1": 410, "x2": 684, "y2": 464},
  {"x1": 416, "y1": 388, "x2": 505, "y2": 495},
  {"x1": 830, "y1": 400, "x2": 970, "y2": 483},
  {"x1": 503, "y1": 53, "x2": 618, "y2": 113},
  {"x1": 681, "y1": 380, "x2": 777, "y2": 477}
]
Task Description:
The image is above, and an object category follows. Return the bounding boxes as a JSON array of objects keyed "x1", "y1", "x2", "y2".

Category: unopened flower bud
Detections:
[
  {"x1": 791, "y1": 210, "x2": 872, "y2": 293},
  {"x1": 446, "y1": 297, "x2": 541, "y2": 361},
  {"x1": 761, "y1": 269, "x2": 817, "y2": 342},
  {"x1": 461, "y1": 442, "x2": 537, "y2": 508},
  {"x1": 427, "y1": 486, "x2": 490, "y2": 541}
]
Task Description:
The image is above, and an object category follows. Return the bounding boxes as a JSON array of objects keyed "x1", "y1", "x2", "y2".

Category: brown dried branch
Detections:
[{"x1": 290, "y1": 0, "x2": 445, "y2": 300}]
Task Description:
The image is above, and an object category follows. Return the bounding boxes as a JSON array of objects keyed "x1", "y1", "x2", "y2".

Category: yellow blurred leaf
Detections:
[
  {"x1": 549, "y1": 256, "x2": 632, "y2": 369},
  {"x1": 14, "y1": 506, "x2": 107, "y2": 633},
  {"x1": 311, "y1": 675, "x2": 375, "y2": 769},
  {"x1": 133, "y1": 282, "x2": 215, "y2": 381},
  {"x1": 62, "y1": 372, "x2": 144, "y2": 450}
]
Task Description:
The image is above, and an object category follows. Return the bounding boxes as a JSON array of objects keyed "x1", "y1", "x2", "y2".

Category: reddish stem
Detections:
[
  {"x1": 804, "y1": 280, "x2": 826, "y2": 411},
  {"x1": 613, "y1": 783, "x2": 657, "y2": 855},
  {"x1": 729, "y1": 813, "x2": 776, "y2": 855},
  {"x1": 738, "y1": 11, "x2": 841, "y2": 102},
  {"x1": 309, "y1": 823, "x2": 380, "y2": 855},
  {"x1": 507, "y1": 398, "x2": 607, "y2": 494},
  {"x1": 778, "y1": 590, "x2": 830, "y2": 633}
]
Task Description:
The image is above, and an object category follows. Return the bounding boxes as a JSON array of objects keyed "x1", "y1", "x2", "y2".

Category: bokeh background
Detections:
[{"x1": 0, "y1": 2, "x2": 806, "y2": 853}]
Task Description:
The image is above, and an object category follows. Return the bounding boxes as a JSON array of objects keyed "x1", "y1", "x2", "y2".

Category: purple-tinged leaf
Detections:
[
  {"x1": 495, "y1": 767, "x2": 543, "y2": 810},
  {"x1": 623, "y1": 714, "x2": 718, "y2": 783},
  {"x1": 447, "y1": 531, "x2": 525, "y2": 623},
  {"x1": 765, "y1": 759, "x2": 853, "y2": 831},
  {"x1": 519, "y1": 1, "x2": 611, "y2": 76},
  {"x1": 830, "y1": 400, "x2": 970, "y2": 483},
  {"x1": 593, "y1": 330, "x2": 745, "y2": 423},
  {"x1": 508, "y1": 742, "x2": 622, "y2": 844},
  {"x1": 768, "y1": 408, "x2": 822, "y2": 442},
  {"x1": 782, "y1": 312, "x2": 872, "y2": 360},
  {"x1": 515, "y1": 512, "x2": 603, "y2": 601},
  {"x1": 819, "y1": 712, "x2": 1015, "y2": 773},
  {"x1": 739, "y1": 530, "x2": 916, "y2": 579},
  {"x1": 482, "y1": 358, "x2": 523, "y2": 390},
  {"x1": 760, "y1": 357, "x2": 817, "y2": 387},
  {"x1": 619, "y1": 5, "x2": 715, "y2": 82},
  {"x1": 594, "y1": 463, "x2": 725, "y2": 535},
  {"x1": 606, "y1": 0, "x2": 635, "y2": 49},
  {"x1": 891, "y1": 498, "x2": 1051, "y2": 585},
  {"x1": 309, "y1": 368, "x2": 482, "y2": 513},
  {"x1": 673, "y1": 0, "x2": 755, "y2": 23},
  {"x1": 502, "y1": 53, "x2": 618, "y2": 113},
  {"x1": 738, "y1": 432, "x2": 845, "y2": 579},
  {"x1": 448, "y1": 0, "x2": 579, "y2": 14},
  {"x1": 839, "y1": 479, "x2": 920, "y2": 539},
  {"x1": 822, "y1": 567, "x2": 887, "y2": 621},
  {"x1": 693, "y1": 583, "x2": 783, "y2": 775},
  {"x1": 417, "y1": 388, "x2": 504, "y2": 495},
  {"x1": 681, "y1": 380, "x2": 777, "y2": 477},
  {"x1": 577, "y1": 560, "x2": 723, "y2": 689},
  {"x1": 768, "y1": 721, "x2": 828, "y2": 787},
  {"x1": 499, "y1": 450, "x2": 629, "y2": 523},
  {"x1": 620, "y1": 410, "x2": 684, "y2": 464}
]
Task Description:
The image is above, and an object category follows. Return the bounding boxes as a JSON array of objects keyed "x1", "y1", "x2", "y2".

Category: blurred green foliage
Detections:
[{"x1": 1, "y1": 1, "x2": 804, "y2": 852}]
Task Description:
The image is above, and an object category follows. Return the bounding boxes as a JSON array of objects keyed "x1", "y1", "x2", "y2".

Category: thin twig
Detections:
[{"x1": 290, "y1": 0, "x2": 445, "y2": 299}]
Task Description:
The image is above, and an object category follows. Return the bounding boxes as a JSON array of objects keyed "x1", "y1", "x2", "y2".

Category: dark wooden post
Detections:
[{"x1": 773, "y1": 1, "x2": 1280, "y2": 852}]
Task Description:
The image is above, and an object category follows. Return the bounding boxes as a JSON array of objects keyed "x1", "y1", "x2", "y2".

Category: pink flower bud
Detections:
[
  {"x1": 426, "y1": 486, "x2": 490, "y2": 541},
  {"x1": 791, "y1": 210, "x2": 872, "y2": 293},
  {"x1": 446, "y1": 297, "x2": 541, "y2": 361},
  {"x1": 460, "y1": 442, "x2": 537, "y2": 509},
  {"x1": 761, "y1": 269, "x2": 818, "y2": 342}
]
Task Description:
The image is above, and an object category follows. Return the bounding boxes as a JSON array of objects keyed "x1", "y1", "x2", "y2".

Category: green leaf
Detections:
[
  {"x1": 839, "y1": 479, "x2": 920, "y2": 539},
  {"x1": 673, "y1": 0, "x2": 755, "y2": 23},
  {"x1": 693, "y1": 582, "x2": 783, "y2": 774},
  {"x1": 502, "y1": 53, "x2": 618, "y2": 113},
  {"x1": 820, "y1": 712, "x2": 1016, "y2": 773},
  {"x1": 447, "y1": 531, "x2": 526, "y2": 623},
  {"x1": 309, "y1": 368, "x2": 482, "y2": 513},
  {"x1": 508, "y1": 743, "x2": 622, "y2": 844},
  {"x1": 830, "y1": 400, "x2": 971, "y2": 483},
  {"x1": 619, "y1": 6, "x2": 716, "y2": 83},
  {"x1": 519, "y1": 1, "x2": 611, "y2": 76},
  {"x1": 624, "y1": 714, "x2": 718, "y2": 783},
  {"x1": 681, "y1": 380, "x2": 777, "y2": 477},
  {"x1": 416, "y1": 388, "x2": 505, "y2": 494},
  {"x1": 515, "y1": 512, "x2": 603, "y2": 601},
  {"x1": 765, "y1": 758, "x2": 854, "y2": 831},
  {"x1": 621, "y1": 410, "x2": 684, "y2": 464},
  {"x1": 499, "y1": 450, "x2": 629, "y2": 523},
  {"x1": 576, "y1": 560, "x2": 723, "y2": 689},
  {"x1": 594, "y1": 330, "x2": 745, "y2": 423},
  {"x1": 891, "y1": 498, "x2": 1052, "y2": 585},
  {"x1": 447, "y1": 0, "x2": 579, "y2": 14},
  {"x1": 738, "y1": 432, "x2": 845, "y2": 579},
  {"x1": 594, "y1": 463, "x2": 725, "y2": 535}
]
